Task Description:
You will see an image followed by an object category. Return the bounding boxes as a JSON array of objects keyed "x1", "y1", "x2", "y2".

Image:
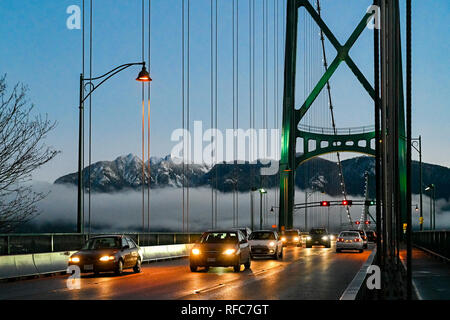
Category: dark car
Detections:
[
  {"x1": 280, "y1": 229, "x2": 301, "y2": 247},
  {"x1": 350, "y1": 229, "x2": 368, "y2": 248},
  {"x1": 189, "y1": 230, "x2": 251, "y2": 272},
  {"x1": 305, "y1": 228, "x2": 331, "y2": 248},
  {"x1": 68, "y1": 235, "x2": 143, "y2": 275},
  {"x1": 365, "y1": 230, "x2": 377, "y2": 243}
]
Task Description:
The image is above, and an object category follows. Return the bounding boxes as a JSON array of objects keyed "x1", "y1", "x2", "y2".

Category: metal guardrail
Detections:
[
  {"x1": 0, "y1": 233, "x2": 202, "y2": 256},
  {"x1": 412, "y1": 230, "x2": 449, "y2": 259},
  {"x1": 298, "y1": 124, "x2": 375, "y2": 135}
]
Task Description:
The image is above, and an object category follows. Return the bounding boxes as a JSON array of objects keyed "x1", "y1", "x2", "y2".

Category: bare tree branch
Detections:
[{"x1": 0, "y1": 75, "x2": 60, "y2": 233}]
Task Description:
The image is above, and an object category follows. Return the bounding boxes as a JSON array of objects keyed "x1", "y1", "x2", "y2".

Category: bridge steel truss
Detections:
[
  {"x1": 279, "y1": 0, "x2": 411, "y2": 298},
  {"x1": 278, "y1": 0, "x2": 379, "y2": 230}
]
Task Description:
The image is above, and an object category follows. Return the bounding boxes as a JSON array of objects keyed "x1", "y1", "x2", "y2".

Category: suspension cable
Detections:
[
  {"x1": 88, "y1": 0, "x2": 93, "y2": 236},
  {"x1": 147, "y1": 0, "x2": 152, "y2": 234},
  {"x1": 316, "y1": 0, "x2": 353, "y2": 226}
]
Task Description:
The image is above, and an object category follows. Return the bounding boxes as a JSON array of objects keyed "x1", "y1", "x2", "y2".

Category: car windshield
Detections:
[
  {"x1": 201, "y1": 232, "x2": 238, "y2": 243},
  {"x1": 310, "y1": 229, "x2": 326, "y2": 235},
  {"x1": 340, "y1": 232, "x2": 360, "y2": 237},
  {"x1": 284, "y1": 231, "x2": 298, "y2": 236},
  {"x1": 82, "y1": 237, "x2": 121, "y2": 250},
  {"x1": 249, "y1": 232, "x2": 275, "y2": 240}
]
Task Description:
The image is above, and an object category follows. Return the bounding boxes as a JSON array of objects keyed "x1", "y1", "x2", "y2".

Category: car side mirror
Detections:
[
  {"x1": 122, "y1": 245, "x2": 130, "y2": 250},
  {"x1": 240, "y1": 239, "x2": 247, "y2": 244}
]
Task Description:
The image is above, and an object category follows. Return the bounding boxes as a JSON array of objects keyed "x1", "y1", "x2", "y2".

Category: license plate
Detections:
[
  {"x1": 207, "y1": 258, "x2": 216, "y2": 262},
  {"x1": 84, "y1": 264, "x2": 93, "y2": 271},
  {"x1": 255, "y1": 249, "x2": 262, "y2": 253}
]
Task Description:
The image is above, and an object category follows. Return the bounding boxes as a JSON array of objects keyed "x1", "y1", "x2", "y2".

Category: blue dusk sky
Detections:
[{"x1": 0, "y1": 0, "x2": 449, "y2": 183}]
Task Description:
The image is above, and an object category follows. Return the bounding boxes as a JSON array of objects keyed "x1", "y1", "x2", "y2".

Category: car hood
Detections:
[
  {"x1": 72, "y1": 249, "x2": 119, "y2": 258},
  {"x1": 249, "y1": 240, "x2": 273, "y2": 246},
  {"x1": 196, "y1": 243, "x2": 237, "y2": 252}
]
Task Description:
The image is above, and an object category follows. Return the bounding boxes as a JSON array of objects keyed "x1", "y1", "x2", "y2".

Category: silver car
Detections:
[{"x1": 336, "y1": 231, "x2": 364, "y2": 253}]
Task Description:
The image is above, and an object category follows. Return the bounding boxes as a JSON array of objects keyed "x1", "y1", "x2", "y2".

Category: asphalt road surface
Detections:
[{"x1": 0, "y1": 244, "x2": 373, "y2": 300}]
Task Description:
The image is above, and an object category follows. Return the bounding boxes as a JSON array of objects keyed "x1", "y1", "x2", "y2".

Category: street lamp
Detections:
[
  {"x1": 259, "y1": 188, "x2": 267, "y2": 230},
  {"x1": 411, "y1": 137, "x2": 423, "y2": 230},
  {"x1": 77, "y1": 62, "x2": 151, "y2": 234},
  {"x1": 424, "y1": 184, "x2": 435, "y2": 230}
]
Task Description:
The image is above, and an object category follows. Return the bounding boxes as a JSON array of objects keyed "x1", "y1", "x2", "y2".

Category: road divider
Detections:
[{"x1": 0, "y1": 244, "x2": 194, "y2": 281}]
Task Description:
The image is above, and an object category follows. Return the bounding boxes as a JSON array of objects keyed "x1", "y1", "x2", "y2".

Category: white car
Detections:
[
  {"x1": 336, "y1": 231, "x2": 364, "y2": 253},
  {"x1": 248, "y1": 230, "x2": 283, "y2": 259}
]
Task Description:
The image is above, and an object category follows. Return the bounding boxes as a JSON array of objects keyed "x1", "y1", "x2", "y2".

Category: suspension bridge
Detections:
[{"x1": 0, "y1": 0, "x2": 449, "y2": 302}]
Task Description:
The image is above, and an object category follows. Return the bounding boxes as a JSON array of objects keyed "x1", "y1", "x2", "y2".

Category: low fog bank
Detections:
[{"x1": 15, "y1": 182, "x2": 450, "y2": 233}]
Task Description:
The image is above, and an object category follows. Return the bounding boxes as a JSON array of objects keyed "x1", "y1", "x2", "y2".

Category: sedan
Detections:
[
  {"x1": 336, "y1": 231, "x2": 364, "y2": 253},
  {"x1": 189, "y1": 230, "x2": 251, "y2": 272},
  {"x1": 248, "y1": 230, "x2": 283, "y2": 259},
  {"x1": 68, "y1": 235, "x2": 143, "y2": 275}
]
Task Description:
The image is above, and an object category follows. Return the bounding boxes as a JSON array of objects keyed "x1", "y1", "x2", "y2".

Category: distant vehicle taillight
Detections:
[
  {"x1": 337, "y1": 238, "x2": 344, "y2": 242},
  {"x1": 354, "y1": 238, "x2": 361, "y2": 242}
]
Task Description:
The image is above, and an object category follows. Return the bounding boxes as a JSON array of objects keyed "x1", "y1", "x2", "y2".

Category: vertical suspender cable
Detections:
[
  {"x1": 406, "y1": 0, "x2": 412, "y2": 300},
  {"x1": 182, "y1": 0, "x2": 185, "y2": 232},
  {"x1": 232, "y1": 0, "x2": 236, "y2": 227},
  {"x1": 88, "y1": 0, "x2": 93, "y2": 236},
  {"x1": 147, "y1": 0, "x2": 152, "y2": 234},
  {"x1": 187, "y1": 0, "x2": 190, "y2": 233},
  {"x1": 215, "y1": 0, "x2": 218, "y2": 228},
  {"x1": 236, "y1": 0, "x2": 239, "y2": 227},
  {"x1": 210, "y1": 0, "x2": 214, "y2": 229},
  {"x1": 141, "y1": 0, "x2": 145, "y2": 233}
]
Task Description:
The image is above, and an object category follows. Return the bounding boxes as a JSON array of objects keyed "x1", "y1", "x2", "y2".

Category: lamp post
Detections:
[
  {"x1": 411, "y1": 136, "x2": 423, "y2": 230},
  {"x1": 425, "y1": 184, "x2": 435, "y2": 230},
  {"x1": 259, "y1": 188, "x2": 267, "y2": 230},
  {"x1": 77, "y1": 62, "x2": 151, "y2": 233},
  {"x1": 250, "y1": 187, "x2": 257, "y2": 231}
]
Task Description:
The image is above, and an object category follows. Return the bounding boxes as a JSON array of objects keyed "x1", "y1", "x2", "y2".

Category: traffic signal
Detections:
[
  {"x1": 341, "y1": 200, "x2": 353, "y2": 206},
  {"x1": 365, "y1": 221, "x2": 370, "y2": 225},
  {"x1": 365, "y1": 200, "x2": 376, "y2": 206},
  {"x1": 320, "y1": 201, "x2": 330, "y2": 207},
  {"x1": 355, "y1": 221, "x2": 361, "y2": 225}
]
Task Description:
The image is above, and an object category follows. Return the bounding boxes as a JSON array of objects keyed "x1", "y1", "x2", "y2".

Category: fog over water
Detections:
[{"x1": 26, "y1": 182, "x2": 450, "y2": 233}]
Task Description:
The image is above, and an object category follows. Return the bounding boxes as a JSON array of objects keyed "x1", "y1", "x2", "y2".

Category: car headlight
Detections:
[
  {"x1": 223, "y1": 248, "x2": 236, "y2": 255},
  {"x1": 329, "y1": 235, "x2": 335, "y2": 240},
  {"x1": 192, "y1": 248, "x2": 201, "y2": 255},
  {"x1": 294, "y1": 237, "x2": 299, "y2": 241},
  {"x1": 268, "y1": 241, "x2": 276, "y2": 247},
  {"x1": 99, "y1": 255, "x2": 115, "y2": 262},
  {"x1": 281, "y1": 237, "x2": 287, "y2": 242},
  {"x1": 306, "y1": 236, "x2": 312, "y2": 241},
  {"x1": 69, "y1": 256, "x2": 80, "y2": 263},
  {"x1": 322, "y1": 236, "x2": 329, "y2": 241}
]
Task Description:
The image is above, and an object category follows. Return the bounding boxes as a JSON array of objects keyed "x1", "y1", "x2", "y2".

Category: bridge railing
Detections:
[
  {"x1": 0, "y1": 232, "x2": 203, "y2": 256},
  {"x1": 412, "y1": 230, "x2": 449, "y2": 259},
  {"x1": 298, "y1": 124, "x2": 375, "y2": 135}
]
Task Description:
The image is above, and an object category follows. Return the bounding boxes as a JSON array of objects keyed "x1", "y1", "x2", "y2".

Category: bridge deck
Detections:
[{"x1": 0, "y1": 245, "x2": 373, "y2": 300}]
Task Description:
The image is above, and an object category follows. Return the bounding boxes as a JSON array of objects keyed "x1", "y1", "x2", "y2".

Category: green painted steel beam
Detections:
[{"x1": 296, "y1": 130, "x2": 376, "y2": 166}]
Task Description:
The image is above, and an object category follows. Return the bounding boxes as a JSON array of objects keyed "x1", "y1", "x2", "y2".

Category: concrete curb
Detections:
[
  {"x1": 339, "y1": 248, "x2": 377, "y2": 300},
  {"x1": 0, "y1": 244, "x2": 193, "y2": 281}
]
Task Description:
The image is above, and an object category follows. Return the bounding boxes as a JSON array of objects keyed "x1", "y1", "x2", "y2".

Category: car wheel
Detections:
[
  {"x1": 233, "y1": 257, "x2": 241, "y2": 272},
  {"x1": 326, "y1": 243, "x2": 331, "y2": 248},
  {"x1": 94, "y1": 269, "x2": 100, "y2": 276},
  {"x1": 115, "y1": 259, "x2": 124, "y2": 276},
  {"x1": 244, "y1": 258, "x2": 251, "y2": 270},
  {"x1": 306, "y1": 244, "x2": 312, "y2": 248},
  {"x1": 133, "y1": 258, "x2": 142, "y2": 273},
  {"x1": 359, "y1": 249, "x2": 363, "y2": 253},
  {"x1": 190, "y1": 265, "x2": 198, "y2": 272},
  {"x1": 204, "y1": 266, "x2": 210, "y2": 272},
  {"x1": 336, "y1": 249, "x2": 341, "y2": 253},
  {"x1": 279, "y1": 248, "x2": 283, "y2": 259}
]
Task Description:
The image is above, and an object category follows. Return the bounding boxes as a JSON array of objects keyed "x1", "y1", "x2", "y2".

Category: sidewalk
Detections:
[{"x1": 400, "y1": 247, "x2": 450, "y2": 300}]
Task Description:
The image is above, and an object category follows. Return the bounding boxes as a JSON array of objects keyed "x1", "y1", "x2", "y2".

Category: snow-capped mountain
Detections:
[{"x1": 54, "y1": 155, "x2": 450, "y2": 199}]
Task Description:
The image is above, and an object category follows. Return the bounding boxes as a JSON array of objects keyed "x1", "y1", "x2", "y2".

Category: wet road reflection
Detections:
[{"x1": 0, "y1": 244, "x2": 373, "y2": 300}]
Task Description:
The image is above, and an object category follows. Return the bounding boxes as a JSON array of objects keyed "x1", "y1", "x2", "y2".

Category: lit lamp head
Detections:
[{"x1": 136, "y1": 63, "x2": 152, "y2": 82}]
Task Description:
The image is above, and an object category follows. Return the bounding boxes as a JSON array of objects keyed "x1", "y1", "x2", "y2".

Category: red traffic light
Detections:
[
  {"x1": 320, "y1": 201, "x2": 331, "y2": 207},
  {"x1": 341, "y1": 200, "x2": 353, "y2": 206}
]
